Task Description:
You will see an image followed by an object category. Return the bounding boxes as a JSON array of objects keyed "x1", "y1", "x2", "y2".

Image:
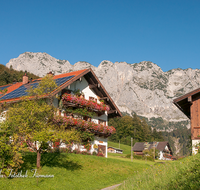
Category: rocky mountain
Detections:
[{"x1": 6, "y1": 52, "x2": 200, "y2": 125}]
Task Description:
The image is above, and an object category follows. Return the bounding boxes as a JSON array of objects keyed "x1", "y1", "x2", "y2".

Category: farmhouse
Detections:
[
  {"x1": 0, "y1": 68, "x2": 122, "y2": 157},
  {"x1": 132, "y1": 141, "x2": 173, "y2": 160},
  {"x1": 173, "y1": 88, "x2": 200, "y2": 155}
]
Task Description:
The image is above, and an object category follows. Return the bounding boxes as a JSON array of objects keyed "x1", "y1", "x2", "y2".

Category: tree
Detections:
[
  {"x1": 1, "y1": 74, "x2": 80, "y2": 169},
  {"x1": 108, "y1": 114, "x2": 164, "y2": 146},
  {"x1": 0, "y1": 123, "x2": 24, "y2": 173}
]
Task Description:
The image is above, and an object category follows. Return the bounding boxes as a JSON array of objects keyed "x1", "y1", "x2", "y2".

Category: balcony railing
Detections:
[{"x1": 53, "y1": 115, "x2": 116, "y2": 136}]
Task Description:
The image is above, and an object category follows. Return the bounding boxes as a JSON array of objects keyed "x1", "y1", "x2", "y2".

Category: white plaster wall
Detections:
[
  {"x1": 69, "y1": 136, "x2": 108, "y2": 157},
  {"x1": 70, "y1": 77, "x2": 100, "y2": 103},
  {"x1": 159, "y1": 151, "x2": 163, "y2": 160},
  {"x1": 0, "y1": 110, "x2": 7, "y2": 123},
  {"x1": 192, "y1": 140, "x2": 200, "y2": 155},
  {"x1": 63, "y1": 76, "x2": 108, "y2": 123},
  {"x1": 165, "y1": 145, "x2": 169, "y2": 151},
  {"x1": 58, "y1": 77, "x2": 109, "y2": 157}
]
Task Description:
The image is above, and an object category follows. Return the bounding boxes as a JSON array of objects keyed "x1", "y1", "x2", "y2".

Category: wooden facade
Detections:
[
  {"x1": 191, "y1": 95, "x2": 200, "y2": 139},
  {"x1": 173, "y1": 88, "x2": 200, "y2": 154},
  {"x1": 173, "y1": 89, "x2": 200, "y2": 140}
]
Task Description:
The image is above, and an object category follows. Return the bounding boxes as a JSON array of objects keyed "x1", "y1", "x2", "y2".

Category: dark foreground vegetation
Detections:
[{"x1": 117, "y1": 153, "x2": 200, "y2": 190}]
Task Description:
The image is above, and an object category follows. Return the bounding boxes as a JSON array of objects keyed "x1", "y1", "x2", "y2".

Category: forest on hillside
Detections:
[
  {"x1": 146, "y1": 116, "x2": 191, "y2": 156},
  {"x1": 109, "y1": 114, "x2": 191, "y2": 156},
  {"x1": 108, "y1": 114, "x2": 164, "y2": 146},
  {"x1": 0, "y1": 64, "x2": 39, "y2": 86},
  {"x1": 162, "y1": 128, "x2": 191, "y2": 156}
]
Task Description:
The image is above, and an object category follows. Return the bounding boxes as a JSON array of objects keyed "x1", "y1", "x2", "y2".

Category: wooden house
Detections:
[
  {"x1": 132, "y1": 141, "x2": 173, "y2": 160},
  {"x1": 173, "y1": 88, "x2": 200, "y2": 154},
  {"x1": 0, "y1": 68, "x2": 122, "y2": 157}
]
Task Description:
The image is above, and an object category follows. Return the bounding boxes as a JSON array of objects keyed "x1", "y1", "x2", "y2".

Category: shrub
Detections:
[
  {"x1": 59, "y1": 148, "x2": 68, "y2": 153},
  {"x1": 97, "y1": 153, "x2": 104, "y2": 157},
  {"x1": 92, "y1": 151, "x2": 97, "y2": 156},
  {"x1": 73, "y1": 149, "x2": 80, "y2": 154},
  {"x1": 81, "y1": 151, "x2": 89, "y2": 155},
  {"x1": 143, "y1": 156, "x2": 154, "y2": 161},
  {"x1": 133, "y1": 154, "x2": 143, "y2": 160}
]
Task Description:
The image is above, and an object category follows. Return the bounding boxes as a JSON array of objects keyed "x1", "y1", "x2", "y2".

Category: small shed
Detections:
[{"x1": 107, "y1": 147, "x2": 123, "y2": 154}]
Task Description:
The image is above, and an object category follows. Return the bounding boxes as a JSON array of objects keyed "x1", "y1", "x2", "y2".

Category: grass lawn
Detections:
[
  {"x1": 117, "y1": 153, "x2": 200, "y2": 190},
  {"x1": 0, "y1": 152, "x2": 153, "y2": 190}
]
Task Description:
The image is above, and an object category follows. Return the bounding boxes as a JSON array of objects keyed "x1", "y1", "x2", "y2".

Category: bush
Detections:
[
  {"x1": 73, "y1": 149, "x2": 81, "y2": 154},
  {"x1": 92, "y1": 151, "x2": 97, "y2": 156},
  {"x1": 125, "y1": 153, "x2": 154, "y2": 161},
  {"x1": 81, "y1": 151, "x2": 90, "y2": 155},
  {"x1": 143, "y1": 156, "x2": 154, "y2": 161},
  {"x1": 125, "y1": 154, "x2": 131, "y2": 158},
  {"x1": 97, "y1": 153, "x2": 104, "y2": 157},
  {"x1": 133, "y1": 154, "x2": 143, "y2": 160},
  {"x1": 59, "y1": 148, "x2": 68, "y2": 153}
]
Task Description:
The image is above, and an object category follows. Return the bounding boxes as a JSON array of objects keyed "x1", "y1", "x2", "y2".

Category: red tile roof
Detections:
[
  {"x1": 53, "y1": 69, "x2": 87, "y2": 79},
  {"x1": 0, "y1": 69, "x2": 88, "y2": 103},
  {"x1": 0, "y1": 68, "x2": 122, "y2": 117}
]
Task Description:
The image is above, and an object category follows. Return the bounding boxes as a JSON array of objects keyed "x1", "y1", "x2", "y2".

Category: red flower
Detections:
[
  {"x1": 62, "y1": 94, "x2": 110, "y2": 112},
  {"x1": 53, "y1": 115, "x2": 116, "y2": 135}
]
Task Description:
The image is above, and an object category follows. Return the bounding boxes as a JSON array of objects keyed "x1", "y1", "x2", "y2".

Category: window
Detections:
[
  {"x1": 98, "y1": 119, "x2": 106, "y2": 126},
  {"x1": 65, "y1": 112, "x2": 73, "y2": 118},
  {"x1": 83, "y1": 116, "x2": 91, "y2": 122},
  {"x1": 62, "y1": 89, "x2": 71, "y2": 95},
  {"x1": 89, "y1": 96, "x2": 97, "y2": 102}
]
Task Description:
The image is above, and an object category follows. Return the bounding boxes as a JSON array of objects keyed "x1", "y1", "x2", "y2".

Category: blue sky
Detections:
[{"x1": 0, "y1": 0, "x2": 200, "y2": 72}]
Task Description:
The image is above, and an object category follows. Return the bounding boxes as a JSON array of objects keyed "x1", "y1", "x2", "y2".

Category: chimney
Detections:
[
  {"x1": 23, "y1": 73, "x2": 28, "y2": 84},
  {"x1": 47, "y1": 71, "x2": 54, "y2": 77}
]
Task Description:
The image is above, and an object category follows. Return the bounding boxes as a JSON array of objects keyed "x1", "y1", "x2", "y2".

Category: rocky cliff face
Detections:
[{"x1": 6, "y1": 52, "x2": 200, "y2": 122}]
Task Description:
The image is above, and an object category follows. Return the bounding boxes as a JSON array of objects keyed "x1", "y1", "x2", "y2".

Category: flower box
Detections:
[
  {"x1": 53, "y1": 115, "x2": 116, "y2": 136},
  {"x1": 62, "y1": 93, "x2": 110, "y2": 113}
]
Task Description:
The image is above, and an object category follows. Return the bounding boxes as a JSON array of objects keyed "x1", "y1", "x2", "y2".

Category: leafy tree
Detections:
[
  {"x1": 0, "y1": 74, "x2": 80, "y2": 169},
  {"x1": 27, "y1": 74, "x2": 57, "y2": 96},
  {"x1": 0, "y1": 123, "x2": 23, "y2": 173},
  {"x1": 162, "y1": 128, "x2": 191, "y2": 156},
  {"x1": 109, "y1": 114, "x2": 164, "y2": 146}
]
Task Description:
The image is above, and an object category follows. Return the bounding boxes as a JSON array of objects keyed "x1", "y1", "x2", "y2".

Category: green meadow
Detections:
[
  {"x1": 1, "y1": 142, "x2": 199, "y2": 190},
  {"x1": 0, "y1": 151, "x2": 152, "y2": 190},
  {"x1": 117, "y1": 153, "x2": 200, "y2": 190}
]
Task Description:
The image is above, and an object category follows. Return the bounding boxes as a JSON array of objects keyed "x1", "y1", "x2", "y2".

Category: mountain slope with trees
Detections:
[
  {"x1": 0, "y1": 64, "x2": 39, "y2": 86},
  {"x1": 108, "y1": 115, "x2": 164, "y2": 146}
]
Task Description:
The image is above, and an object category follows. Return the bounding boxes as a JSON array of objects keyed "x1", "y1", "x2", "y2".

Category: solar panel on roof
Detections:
[
  {"x1": 0, "y1": 82, "x2": 39, "y2": 100},
  {"x1": 55, "y1": 75, "x2": 74, "y2": 86},
  {"x1": 0, "y1": 84, "x2": 12, "y2": 91},
  {"x1": 0, "y1": 75, "x2": 75, "y2": 101}
]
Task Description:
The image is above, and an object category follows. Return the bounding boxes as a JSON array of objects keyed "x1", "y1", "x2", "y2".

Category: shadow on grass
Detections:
[{"x1": 21, "y1": 152, "x2": 82, "y2": 171}]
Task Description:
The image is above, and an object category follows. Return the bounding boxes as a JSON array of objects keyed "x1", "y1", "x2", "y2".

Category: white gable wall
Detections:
[
  {"x1": 60, "y1": 76, "x2": 109, "y2": 157},
  {"x1": 66, "y1": 76, "x2": 108, "y2": 124}
]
